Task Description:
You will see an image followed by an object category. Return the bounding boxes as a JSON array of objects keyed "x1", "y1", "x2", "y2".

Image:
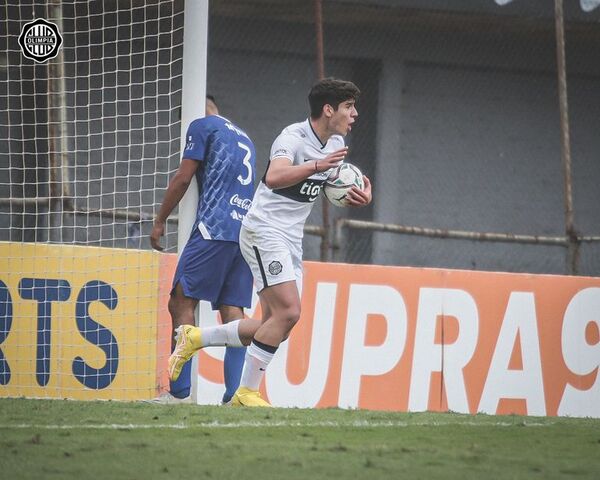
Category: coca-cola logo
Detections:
[{"x1": 230, "y1": 194, "x2": 252, "y2": 211}]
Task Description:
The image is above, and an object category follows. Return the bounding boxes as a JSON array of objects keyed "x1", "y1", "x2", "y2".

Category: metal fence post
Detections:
[{"x1": 554, "y1": 0, "x2": 579, "y2": 274}]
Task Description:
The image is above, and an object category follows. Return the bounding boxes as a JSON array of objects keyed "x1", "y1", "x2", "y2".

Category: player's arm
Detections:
[
  {"x1": 150, "y1": 158, "x2": 199, "y2": 251},
  {"x1": 264, "y1": 147, "x2": 348, "y2": 190},
  {"x1": 345, "y1": 175, "x2": 372, "y2": 207}
]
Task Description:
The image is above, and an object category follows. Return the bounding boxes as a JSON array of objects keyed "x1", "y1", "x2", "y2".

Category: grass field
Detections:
[{"x1": 1, "y1": 398, "x2": 599, "y2": 479}]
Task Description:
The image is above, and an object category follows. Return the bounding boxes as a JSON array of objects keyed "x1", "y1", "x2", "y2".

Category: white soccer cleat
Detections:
[{"x1": 142, "y1": 392, "x2": 192, "y2": 405}]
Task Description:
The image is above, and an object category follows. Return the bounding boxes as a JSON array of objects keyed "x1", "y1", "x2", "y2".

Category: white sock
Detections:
[
  {"x1": 201, "y1": 319, "x2": 243, "y2": 347},
  {"x1": 239, "y1": 341, "x2": 276, "y2": 391}
]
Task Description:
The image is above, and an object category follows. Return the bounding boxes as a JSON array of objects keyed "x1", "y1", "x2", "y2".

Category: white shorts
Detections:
[{"x1": 239, "y1": 224, "x2": 303, "y2": 293}]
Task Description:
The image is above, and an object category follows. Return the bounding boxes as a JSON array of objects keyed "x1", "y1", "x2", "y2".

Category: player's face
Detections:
[{"x1": 330, "y1": 99, "x2": 358, "y2": 137}]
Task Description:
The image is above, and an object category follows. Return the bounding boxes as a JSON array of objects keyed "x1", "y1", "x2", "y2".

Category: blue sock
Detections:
[
  {"x1": 169, "y1": 358, "x2": 191, "y2": 399},
  {"x1": 222, "y1": 346, "x2": 246, "y2": 403}
]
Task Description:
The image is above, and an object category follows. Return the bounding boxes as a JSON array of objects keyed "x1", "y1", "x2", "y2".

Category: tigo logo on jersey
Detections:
[
  {"x1": 299, "y1": 180, "x2": 322, "y2": 201},
  {"x1": 18, "y1": 19, "x2": 63, "y2": 63}
]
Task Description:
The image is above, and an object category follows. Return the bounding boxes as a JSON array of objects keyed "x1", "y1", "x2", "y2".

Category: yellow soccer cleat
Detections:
[
  {"x1": 231, "y1": 387, "x2": 272, "y2": 407},
  {"x1": 168, "y1": 325, "x2": 202, "y2": 381}
]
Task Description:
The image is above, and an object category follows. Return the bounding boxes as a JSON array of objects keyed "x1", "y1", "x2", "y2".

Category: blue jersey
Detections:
[{"x1": 182, "y1": 115, "x2": 256, "y2": 242}]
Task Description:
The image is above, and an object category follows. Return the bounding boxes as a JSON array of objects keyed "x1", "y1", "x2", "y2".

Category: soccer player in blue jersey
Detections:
[{"x1": 150, "y1": 96, "x2": 260, "y2": 404}]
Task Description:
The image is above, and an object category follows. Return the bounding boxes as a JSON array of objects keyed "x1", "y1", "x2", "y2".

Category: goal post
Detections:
[
  {"x1": 178, "y1": 0, "x2": 208, "y2": 253},
  {"x1": 178, "y1": 0, "x2": 209, "y2": 403}
]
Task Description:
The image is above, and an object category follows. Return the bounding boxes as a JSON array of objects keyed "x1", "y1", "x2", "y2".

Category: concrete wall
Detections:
[{"x1": 206, "y1": 13, "x2": 600, "y2": 275}]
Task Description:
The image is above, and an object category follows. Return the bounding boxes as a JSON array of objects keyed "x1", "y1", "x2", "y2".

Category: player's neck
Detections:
[{"x1": 309, "y1": 117, "x2": 332, "y2": 145}]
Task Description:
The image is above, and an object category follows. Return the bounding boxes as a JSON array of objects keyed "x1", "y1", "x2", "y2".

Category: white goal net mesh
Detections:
[
  {"x1": 1, "y1": 0, "x2": 183, "y2": 249},
  {"x1": 0, "y1": 0, "x2": 185, "y2": 399}
]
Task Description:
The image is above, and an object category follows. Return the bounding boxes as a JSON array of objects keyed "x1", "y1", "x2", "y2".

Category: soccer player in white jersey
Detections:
[{"x1": 168, "y1": 78, "x2": 372, "y2": 406}]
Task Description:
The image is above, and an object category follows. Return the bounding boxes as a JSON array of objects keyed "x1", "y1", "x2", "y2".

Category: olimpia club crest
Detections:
[{"x1": 18, "y1": 18, "x2": 63, "y2": 63}]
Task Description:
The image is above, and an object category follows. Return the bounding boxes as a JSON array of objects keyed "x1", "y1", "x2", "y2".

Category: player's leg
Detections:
[
  {"x1": 242, "y1": 261, "x2": 302, "y2": 396},
  {"x1": 196, "y1": 245, "x2": 260, "y2": 403},
  {"x1": 166, "y1": 231, "x2": 225, "y2": 385},
  {"x1": 145, "y1": 281, "x2": 197, "y2": 403},
  {"x1": 222, "y1": 302, "x2": 272, "y2": 403},
  {"x1": 253, "y1": 281, "x2": 301, "y2": 346},
  {"x1": 233, "y1": 280, "x2": 300, "y2": 405},
  {"x1": 168, "y1": 240, "x2": 262, "y2": 387},
  {"x1": 169, "y1": 305, "x2": 261, "y2": 384},
  {"x1": 233, "y1": 227, "x2": 301, "y2": 406},
  {"x1": 178, "y1": 308, "x2": 261, "y2": 350},
  {"x1": 169, "y1": 282, "x2": 199, "y2": 344},
  {"x1": 165, "y1": 282, "x2": 198, "y2": 399},
  {"x1": 218, "y1": 305, "x2": 247, "y2": 404},
  {"x1": 167, "y1": 282, "x2": 202, "y2": 388}
]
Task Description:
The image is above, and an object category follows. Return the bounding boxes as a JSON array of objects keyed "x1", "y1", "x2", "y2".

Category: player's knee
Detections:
[
  {"x1": 278, "y1": 304, "x2": 301, "y2": 328},
  {"x1": 167, "y1": 296, "x2": 180, "y2": 319},
  {"x1": 168, "y1": 297, "x2": 193, "y2": 326}
]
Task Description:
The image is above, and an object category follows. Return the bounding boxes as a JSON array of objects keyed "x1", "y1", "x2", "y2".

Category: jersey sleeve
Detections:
[
  {"x1": 270, "y1": 130, "x2": 299, "y2": 163},
  {"x1": 182, "y1": 118, "x2": 211, "y2": 162}
]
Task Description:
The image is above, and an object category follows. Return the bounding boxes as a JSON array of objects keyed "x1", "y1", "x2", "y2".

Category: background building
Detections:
[{"x1": 1, "y1": 0, "x2": 599, "y2": 275}]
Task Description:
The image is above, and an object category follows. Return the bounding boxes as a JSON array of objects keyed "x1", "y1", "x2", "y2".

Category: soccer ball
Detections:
[{"x1": 323, "y1": 162, "x2": 364, "y2": 207}]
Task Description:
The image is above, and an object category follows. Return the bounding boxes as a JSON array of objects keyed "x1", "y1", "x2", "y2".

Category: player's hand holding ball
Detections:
[
  {"x1": 346, "y1": 174, "x2": 371, "y2": 207},
  {"x1": 323, "y1": 162, "x2": 372, "y2": 207}
]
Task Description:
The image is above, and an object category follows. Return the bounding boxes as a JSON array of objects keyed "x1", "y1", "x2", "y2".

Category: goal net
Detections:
[{"x1": 0, "y1": 0, "x2": 185, "y2": 399}]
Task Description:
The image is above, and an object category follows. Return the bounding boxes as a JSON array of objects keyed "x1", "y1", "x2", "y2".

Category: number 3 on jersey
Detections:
[{"x1": 237, "y1": 141, "x2": 253, "y2": 186}]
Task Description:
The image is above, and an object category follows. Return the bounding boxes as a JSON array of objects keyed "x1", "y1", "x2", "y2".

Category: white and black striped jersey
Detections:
[{"x1": 242, "y1": 119, "x2": 345, "y2": 244}]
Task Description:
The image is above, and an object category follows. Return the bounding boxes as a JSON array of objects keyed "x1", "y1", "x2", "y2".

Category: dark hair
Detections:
[
  {"x1": 206, "y1": 94, "x2": 217, "y2": 106},
  {"x1": 308, "y1": 78, "x2": 360, "y2": 119}
]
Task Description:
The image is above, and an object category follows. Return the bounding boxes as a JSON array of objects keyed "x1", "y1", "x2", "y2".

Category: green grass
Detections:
[{"x1": 1, "y1": 398, "x2": 599, "y2": 480}]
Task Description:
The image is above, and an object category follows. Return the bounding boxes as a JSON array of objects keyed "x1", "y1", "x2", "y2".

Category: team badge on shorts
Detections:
[{"x1": 268, "y1": 261, "x2": 283, "y2": 275}]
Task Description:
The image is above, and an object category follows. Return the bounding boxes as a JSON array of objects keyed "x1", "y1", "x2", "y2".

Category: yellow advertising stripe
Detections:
[{"x1": 0, "y1": 242, "x2": 161, "y2": 400}]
